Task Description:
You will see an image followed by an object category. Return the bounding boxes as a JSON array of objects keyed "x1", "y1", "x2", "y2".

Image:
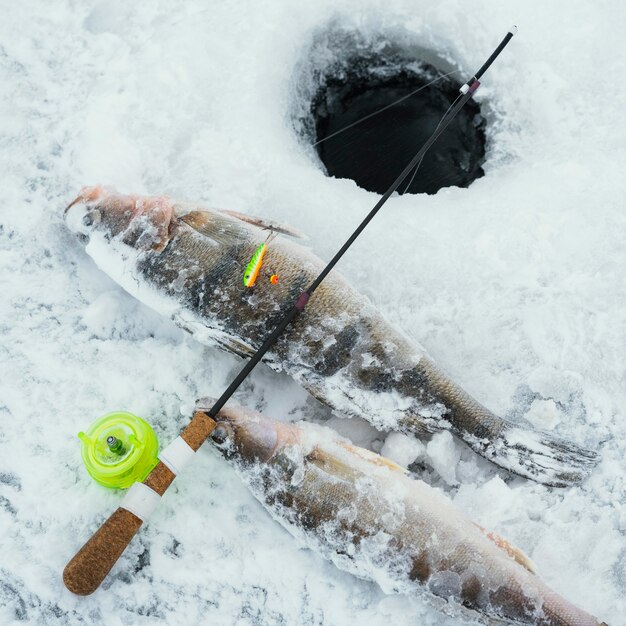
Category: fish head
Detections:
[
  {"x1": 199, "y1": 400, "x2": 299, "y2": 464},
  {"x1": 64, "y1": 185, "x2": 175, "y2": 252}
]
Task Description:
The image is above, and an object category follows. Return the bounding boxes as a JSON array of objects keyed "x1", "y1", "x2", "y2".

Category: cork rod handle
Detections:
[
  {"x1": 63, "y1": 411, "x2": 216, "y2": 595},
  {"x1": 63, "y1": 504, "x2": 146, "y2": 595}
]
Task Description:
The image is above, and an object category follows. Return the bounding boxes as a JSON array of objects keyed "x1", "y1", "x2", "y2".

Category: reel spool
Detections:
[{"x1": 78, "y1": 412, "x2": 159, "y2": 489}]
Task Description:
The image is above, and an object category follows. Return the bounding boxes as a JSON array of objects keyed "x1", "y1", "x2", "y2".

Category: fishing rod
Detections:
[{"x1": 63, "y1": 26, "x2": 516, "y2": 595}]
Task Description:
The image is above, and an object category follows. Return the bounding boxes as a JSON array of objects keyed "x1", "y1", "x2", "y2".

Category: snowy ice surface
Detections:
[{"x1": 0, "y1": 1, "x2": 624, "y2": 625}]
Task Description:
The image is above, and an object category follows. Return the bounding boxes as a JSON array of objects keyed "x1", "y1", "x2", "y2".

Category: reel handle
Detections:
[{"x1": 63, "y1": 411, "x2": 216, "y2": 595}]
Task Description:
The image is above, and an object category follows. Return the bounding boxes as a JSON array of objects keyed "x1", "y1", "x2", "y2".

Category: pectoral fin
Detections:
[
  {"x1": 179, "y1": 210, "x2": 245, "y2": 246},
  {"x1": 307, "y1": 446, "x2": 362, "y2": 482}
]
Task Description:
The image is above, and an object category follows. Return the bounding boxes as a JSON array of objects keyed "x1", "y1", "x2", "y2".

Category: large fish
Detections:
[
  {"x1": 205, "y1": 401, "x2": 605, "y2": 626},
  {"x1": 64, "y1": 186, "x2": 598, "y2": 486}
]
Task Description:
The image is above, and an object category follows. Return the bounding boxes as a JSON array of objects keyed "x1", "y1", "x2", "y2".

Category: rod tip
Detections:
[{"x1": 509, "y1": 25, "x2": 518, "y2": 35}]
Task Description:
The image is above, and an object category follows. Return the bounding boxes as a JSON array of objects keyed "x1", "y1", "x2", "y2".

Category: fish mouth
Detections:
[
  {"x1": 64, "y1": 185, "x2": 106, "y2": 217},
  {"x1": 197, "y1": 399, "x2": 286, "y2": 463},
  {"x1": 64, "y1": 195, "x2": 82, "y2": 216},
  {"x1": 63, "y1": 186, "x2": 108, "y2": 237},
  {"x1": 196, "y1": 399, "x2": 242, "y2": 448},
  {"x1": 64, "y1": 196, "x2": 85, "y2": 240}
]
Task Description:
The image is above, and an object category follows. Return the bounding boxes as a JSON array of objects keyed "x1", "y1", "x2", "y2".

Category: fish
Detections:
[
  {"x1": 64, "y1": 186, "x2": 599, "y2": 487},
  {"x1": 205, "y1": 401, "x2": 606, "y2": 626}
]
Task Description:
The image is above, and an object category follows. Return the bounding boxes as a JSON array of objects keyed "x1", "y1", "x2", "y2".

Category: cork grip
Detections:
[{"x1": 63, "y1": 412, "x2": 216, "y2": 595}]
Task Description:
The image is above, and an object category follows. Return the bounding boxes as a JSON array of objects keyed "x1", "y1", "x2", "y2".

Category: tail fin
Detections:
[
  {"x1": 474, "y1": 422, "x2": 599, "y2": 487},
  {"x1": 399, "y1": 359, "x2": 599, "y2": 487},
  {"x1": 402, "y1": 413, "x2": 598, "y2": 487}
]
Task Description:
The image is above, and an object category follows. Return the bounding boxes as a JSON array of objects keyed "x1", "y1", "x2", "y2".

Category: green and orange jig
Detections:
[{"x1": 243, "y1": 233, "x2": 277, "y2": 288}]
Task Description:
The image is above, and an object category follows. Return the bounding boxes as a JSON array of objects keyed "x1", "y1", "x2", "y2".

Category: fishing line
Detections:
[
  {"x1": 401, "y1": 156, "x2": 425, "y2": 196},
  {"x1": 318, "y1": 97, "x2": 451, "y2": 194},
  {"x1": 313, "y1": 70, "x2": 476, "y2": 196},
  {"x1": 315, "y1": 101, "x2": 407, "y2": 164},
  {"x1": 401, "y1": 91, "x2": 464, "y2": 195},
  {"x1": 312, "y1": 69, "x2": 461, "y2": 148}
]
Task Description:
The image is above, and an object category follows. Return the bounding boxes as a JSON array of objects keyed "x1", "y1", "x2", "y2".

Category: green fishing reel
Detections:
[{"x1": 78, "y1": 411, "x2": 159, "y2": 489}]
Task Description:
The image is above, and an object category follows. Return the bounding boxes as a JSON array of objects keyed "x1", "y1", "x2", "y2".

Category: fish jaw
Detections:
[{"x1": 64, "y1": 186, "x2": 175, "y2": 252}]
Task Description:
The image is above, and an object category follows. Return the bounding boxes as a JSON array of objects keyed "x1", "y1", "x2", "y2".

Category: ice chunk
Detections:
[
  {"x1": 426, "y1": 432, "x2": 460, "y2": 486},
  {"x1": 381, "y1": 432, "x2": 425, "y2": 469}
]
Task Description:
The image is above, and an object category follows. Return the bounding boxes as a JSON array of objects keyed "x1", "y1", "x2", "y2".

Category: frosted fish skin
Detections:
[
  {"x1": 64, "y1": 187, "x2": 598, "y2": 487},
  {"x1": 207, "y1": 403, "x2": 604, "y2": 626}
]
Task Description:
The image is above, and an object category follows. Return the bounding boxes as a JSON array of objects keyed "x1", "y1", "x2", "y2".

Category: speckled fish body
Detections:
[
  {"x1": 206, "y1": 403, "x2": 604, "y2": 626},
  {"x1": 64, "y1": 186, "x2": 598, "y2": 487}
]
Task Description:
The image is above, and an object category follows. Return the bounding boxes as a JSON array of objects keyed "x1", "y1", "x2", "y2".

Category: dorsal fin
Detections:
[
  {"x1": 474, "y1": 523, "x2": 536, "y2": 573},
  {"x1": 220, "y1": 209, "x2": 306, "y2": 239},
  {"x1": 306, "y1": 446, "x2": 362, "y2": 482},
  {"x1": 179, "y1": 210, "x2": 245, "y2": 246}
]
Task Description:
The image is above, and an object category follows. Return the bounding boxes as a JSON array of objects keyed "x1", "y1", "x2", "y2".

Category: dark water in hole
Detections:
[{"x1": 313, "y1": 61, "x2": 486, "y2": 195}]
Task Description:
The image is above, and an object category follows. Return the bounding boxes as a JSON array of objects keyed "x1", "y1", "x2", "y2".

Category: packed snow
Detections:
[{"x1": 1, "y1": 1, "x2": 625, "y2": 625}]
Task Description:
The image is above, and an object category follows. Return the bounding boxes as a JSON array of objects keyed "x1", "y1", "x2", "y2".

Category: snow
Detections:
[
  {"x1": 0, "y1": 1, "x2": 624, "y2": 625},
  {"x1": 380, "y1": 432, "x2": 425, "y2": 468}
]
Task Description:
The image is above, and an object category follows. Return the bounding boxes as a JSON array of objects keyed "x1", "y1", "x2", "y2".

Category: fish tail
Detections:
[
  {"x1": 399, "y1": 360, "x2": 599, "y2": 487},
  {"x1": 458, "y1": 420, "x2": 599, "y2": 487}
]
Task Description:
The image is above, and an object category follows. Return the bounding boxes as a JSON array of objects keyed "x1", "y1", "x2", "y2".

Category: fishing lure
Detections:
[
  {"x1": 243, "y1": 233, "x2": 277, "y2": 287},
  {"x1": 243, "y1": 242, "x2": 267, "y2": 287}
]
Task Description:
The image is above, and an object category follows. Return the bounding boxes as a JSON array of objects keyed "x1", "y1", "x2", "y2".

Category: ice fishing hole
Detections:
[{"x1": 308, "y1": 51, "x2": 487, "y2": 195}]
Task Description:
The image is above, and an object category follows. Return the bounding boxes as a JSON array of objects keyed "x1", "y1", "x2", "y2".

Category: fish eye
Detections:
[
  {"x1": 210, "y1": 425, "x2": 231, "y2": 445},
  {"x1": 82, "y1": 209, "x2": 101, "y2": 227}
]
